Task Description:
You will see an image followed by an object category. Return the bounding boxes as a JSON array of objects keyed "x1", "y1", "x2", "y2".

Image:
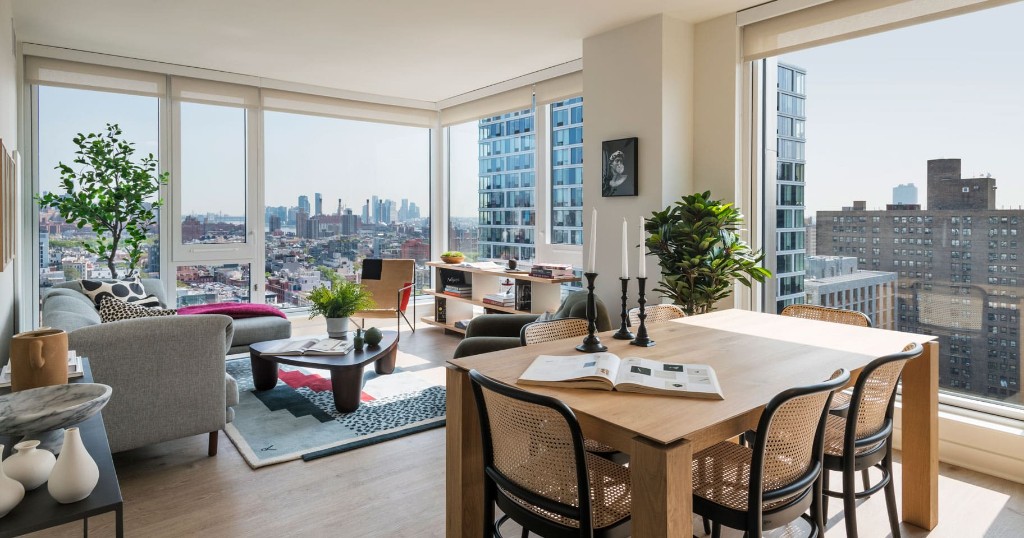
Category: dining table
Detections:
[{"x1": 445, "y1": 309, "x2": 939, "y2": 537}]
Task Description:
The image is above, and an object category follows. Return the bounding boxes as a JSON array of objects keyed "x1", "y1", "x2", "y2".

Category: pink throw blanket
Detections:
[{"x1": 177, "y1": 303, "x2": 287, "y2": 319}]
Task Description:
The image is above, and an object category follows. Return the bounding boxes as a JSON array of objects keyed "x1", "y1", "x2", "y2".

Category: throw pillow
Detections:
[
  {"x1": 80, "y1": 277, "x2": 148, "y2": 308},
  {"x1": 98, "y1": 296, "x2": 177, "y2": 323},
  {"x1": 535, "y1": 311, "x2": 555, "y2": 322}
]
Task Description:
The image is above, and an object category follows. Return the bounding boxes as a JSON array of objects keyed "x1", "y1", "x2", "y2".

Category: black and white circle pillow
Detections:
[
  {"x1": 98, "y1": 296, "x2": 177, "y2": 323},
  {"x1": 80, "y1": 277, "x2": 152, "y2": 307}
]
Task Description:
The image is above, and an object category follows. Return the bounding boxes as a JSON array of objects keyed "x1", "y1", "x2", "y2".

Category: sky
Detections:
[{"x1": 781, "y1": 1, "x2": 1024, "y2": 215}]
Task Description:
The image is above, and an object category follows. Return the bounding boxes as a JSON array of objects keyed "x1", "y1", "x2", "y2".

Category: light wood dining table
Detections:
[{"x1": 446, "y1": 309, "x2": 939, "y2": 537}]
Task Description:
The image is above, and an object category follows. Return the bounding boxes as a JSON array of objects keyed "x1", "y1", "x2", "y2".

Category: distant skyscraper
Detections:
[
  {"x1": 400, "y1": 198, "x2": 409, "y2": 222},
  {"x1": 893, "y1": 183, "x2": 918, "y2": 206},
  {"x1": 408, "y1": 202, "x2": 420, "y2": 220},
  {"x1": 371, "y1": 195, "x2": 380, "y2": 224},
  {"x1": 550, "y1": 97, "x2": 584, "y2": 245},
  {"x1": 296, "y1": 210, "x2": 310, "y2": 238},
  {"x1": 314, "y1": 193, "x2": 323, "y2": 216},
  {"x1": 775, "y1": 62, "x2": 807, "y2": 313},
  {"x1": 478, "y1": 107, "x2": 536, "y2": 261},
  {"x1": 268, "y1": 214, "x2": 282, "y2": 233},
  {"x1": 362, "y1": 199, "x2": 370, "y2": 225},
  {"x1": 298, "y1": 195, "x2": 310, "y2": 215}
]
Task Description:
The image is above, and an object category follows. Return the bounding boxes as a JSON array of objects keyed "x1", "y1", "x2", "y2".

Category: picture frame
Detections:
[{"x1": 601, "y1": 137, "x2": 638, "y2": 197}]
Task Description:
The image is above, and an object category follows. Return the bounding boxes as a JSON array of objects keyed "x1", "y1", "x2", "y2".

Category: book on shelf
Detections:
[
  {"x1": 517, "y1": 353, "x2": 724, "y2": 399},
  {"x1": 515, "y1": 280, "x2": 532, "y2": 311},
  {"x1": 0, "y1": 351, "x2": 83, "y2": 388},
  {"x1": 266, "y1": 338, "x2": 354, "y2": 356},
  {"x1": 529, "y1": 263, "x2": 575, "y2": 278},
  {"x1": 435, "y1": 298, "x2": 447, "y2": 323},
  {"x1": 443, "y1": 291, "x2": 472, "y2": 298},
  {"x1": 454, "y1": 319, "x2": 472, "y2": 330},
  {"x1": 444, "y1": 285, "x2": 472, "y2": 292},
  {"x1": 482, "y1": 297, "x2": 514, "y2": 307}
]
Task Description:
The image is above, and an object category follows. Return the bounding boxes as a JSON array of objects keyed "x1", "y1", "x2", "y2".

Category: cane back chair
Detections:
[
  {"x1": 692, "y1": 368, "x2": 850, "y2": 538},
  {"x1": 626, "y1": 303, "x2": 686, "y2": 327},
  {"x1": 468, "y1": 370, "x2": 632, "y2": 538}
]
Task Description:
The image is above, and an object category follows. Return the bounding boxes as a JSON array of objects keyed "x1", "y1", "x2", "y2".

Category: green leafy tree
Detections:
[
  {"x1": 36, "y1": 124, "x2": 167, "y2": 279},
  {"x1": 645, "y1": 191, "x2": 772, "y2": 315},
  {"x1": 307, "y1": 266, "x2": 376, "y2": 319}
]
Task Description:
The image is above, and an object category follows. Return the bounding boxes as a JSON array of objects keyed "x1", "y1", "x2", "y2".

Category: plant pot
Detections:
[
  {"x1": 441, "y1": 256, "x2": 464, "y2": 264},
  {"x1": 325, "y1": 317, "x2": 350, "y2": 339}
]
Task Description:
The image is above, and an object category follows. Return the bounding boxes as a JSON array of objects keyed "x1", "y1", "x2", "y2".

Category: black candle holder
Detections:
[
  {"x1": 630, "y1": 276, "x2": 655, "y2": 347},
  {"x1": 576, "y1": 272, "x2": 608, "y2": 353},
  {"x1": 613, "y1": 277, "x2": 634, "y2": 340}
]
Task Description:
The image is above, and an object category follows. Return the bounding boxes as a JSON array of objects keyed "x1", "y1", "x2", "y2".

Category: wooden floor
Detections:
[{"x1": 26, "y1": 318, "x2": 1024, "y2": 537}]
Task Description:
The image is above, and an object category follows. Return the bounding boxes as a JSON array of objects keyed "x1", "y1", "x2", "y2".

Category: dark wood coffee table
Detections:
[{"x1": 249, "y1": 332, "x2": 398, "y2": 413}]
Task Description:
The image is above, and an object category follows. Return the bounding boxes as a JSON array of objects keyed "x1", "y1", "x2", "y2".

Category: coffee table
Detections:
[{"x1": 249, "y1": 332, "x2": 398, "y2": 413}]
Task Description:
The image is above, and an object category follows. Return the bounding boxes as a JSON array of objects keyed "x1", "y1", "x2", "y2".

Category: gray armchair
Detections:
[
  {"x1": 41, "y1": 279, "x2": 236, "y2": 455},
  {"x1": 453, "y1": 290, "x2": 611, "y2": 359}
]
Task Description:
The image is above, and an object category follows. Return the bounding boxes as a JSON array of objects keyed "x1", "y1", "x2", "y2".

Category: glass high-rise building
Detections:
[
  {"x1": 477, "y1": 108, "x2": 537, "y2": 261},
  {"x1": 775, "y1": 63, "x2": 807, "y2": 312},
  {"x1": 550, "y1": 97, "x2": 584, "y2": 245}
]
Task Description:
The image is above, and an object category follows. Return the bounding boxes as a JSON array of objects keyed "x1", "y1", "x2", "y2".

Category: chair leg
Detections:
[
  {"x1": 883, "y1": 450, "x2": 902, "y2": 538},
  {"x1": 861, "y1": 468, "x2": 871, "y2": 491},
  {"x1": 208, "y1": 431, "x2": 218, "y2": 457},
  {"x1": 822, "y1": 469, "x2": 830, "y2": 516},
  {"x1": 702, "y1": 516, "x2": 711, "y2": 535},
  {"x1": 813, "y1": 473, "x2": 825, "y2": 537},
  {"x1": 711, "y1": 522, "x2": 722, "y2": 538},
  {"x1": 843, "y1": 465, "x2": 860, "y2": 538},
  {"x1": 520, "y1": 527, "x2": 528, "y2": 538}
]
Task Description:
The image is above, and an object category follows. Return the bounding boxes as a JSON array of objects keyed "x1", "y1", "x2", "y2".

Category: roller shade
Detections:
[
  {"x1": 439, "y1": 85, "x2": 533, "y2": 127},
  {"x1": 261, "y1": 89, "x2": 436, "y2": 128},
  {"x1": 171, "y1": 76, "x2": 260, "y2": 108},
  {"x1": 25, "y1": 56, "x2": 165, "y2": 97},
  {"x1": 534, "y1": 71, "x2": 584, "y2": 105},
  {"x1": 742, "y1": 0, "x2": 1015, "y2": 61}
]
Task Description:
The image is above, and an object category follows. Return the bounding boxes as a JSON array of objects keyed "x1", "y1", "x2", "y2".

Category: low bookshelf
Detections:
[{"x1": 422, "y1": 261, "x2": 580, "y2": 336}]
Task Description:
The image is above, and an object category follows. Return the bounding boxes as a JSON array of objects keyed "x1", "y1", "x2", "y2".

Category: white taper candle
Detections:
[
  {"x1": 588, "y1": 207, "x2": 598, "y2": 273},
  {"x1": 621, "y1": 218, "x2": 629, "y2": 278},
  {"x1": 638, "y1": 216, "x2": 646, "y2": 278}
]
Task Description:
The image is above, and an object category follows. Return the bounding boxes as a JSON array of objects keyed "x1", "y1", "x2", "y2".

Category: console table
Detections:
[{"x1": 0, "y1": 358, "x2": 124, "y2": 538}]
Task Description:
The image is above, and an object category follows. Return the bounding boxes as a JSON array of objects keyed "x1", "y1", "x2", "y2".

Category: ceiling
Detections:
[{"x1": 12, "y1": 0, "x2": 762, "y2": 104}]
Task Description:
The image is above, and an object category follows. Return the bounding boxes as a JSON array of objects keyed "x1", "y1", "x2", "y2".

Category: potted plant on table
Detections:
[
  {"x1": 36, "y1": 124, "x2": 167, "y2": 279},
  {"x1": 644, "y1": 191, "x2": 771, "y2": 315},
  {"x1": 308, "y1": 267, "x2": 376, "y2": 338},
  {"x1": 440, "y1": 251, "x2": 465, "y2": 264}
]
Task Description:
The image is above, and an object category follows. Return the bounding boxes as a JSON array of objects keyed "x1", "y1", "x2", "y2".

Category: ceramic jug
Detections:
[
  {"x1": 10, "y1": 328, "x2": 69, "y2": 392},
  {"x1": 0, "y1": 445, "x2": 26, "y2": 518},
  {"x1": 47, "y1": 428, "x2": 98, "y2": 504},
  {"x1": 4, "y1": 440, "x2": 57, "y2": 491}
]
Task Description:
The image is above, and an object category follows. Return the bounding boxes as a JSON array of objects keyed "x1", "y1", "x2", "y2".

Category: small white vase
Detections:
[
  {"x1": 326, "y1": 317, "x2": 350, "y2": 338},
  {"x1": 47, "y1": 428, "x2": 99, "y2": 504},
  {"x1": 4, "y1": 440, "x2": 56, "y2": 491},
  {"x1": 0, "y1": 445, "x2": 26, "y2": 518}
]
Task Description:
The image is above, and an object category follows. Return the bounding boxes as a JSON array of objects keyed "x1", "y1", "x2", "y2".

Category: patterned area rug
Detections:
[{"x1": 224, "y1": 351, "x2": 446, "y2": 468}]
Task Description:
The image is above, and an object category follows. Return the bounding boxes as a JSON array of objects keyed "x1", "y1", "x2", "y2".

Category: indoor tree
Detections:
[
  {"x1": 37, "y1": 124, "x2": 167, "y2": 279},
  {"x1": 645, "y1": 191, "x2": 771, "y2": 315}
]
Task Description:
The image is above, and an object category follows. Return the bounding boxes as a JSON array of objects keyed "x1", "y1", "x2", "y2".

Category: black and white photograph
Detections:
[{"x1": 601, "y1": 137, "x2": 638, "y2": 197}]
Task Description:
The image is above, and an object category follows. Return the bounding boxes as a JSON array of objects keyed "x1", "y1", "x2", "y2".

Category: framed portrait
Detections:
[{"x1": 601, "y1": 137, "x2": 638, "y2": 197}]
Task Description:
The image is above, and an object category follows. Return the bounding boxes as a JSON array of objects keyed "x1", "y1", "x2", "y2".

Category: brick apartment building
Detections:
[{"x1": 817, "y1": 158, "x2": 1020, "y2": 405}]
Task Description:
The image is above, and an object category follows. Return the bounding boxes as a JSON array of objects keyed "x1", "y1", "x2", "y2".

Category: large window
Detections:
[
  {"x1": 264, "y1": 112, "x2": 431, "y2": 309},
  {"x1": 550, "y1": 97, "x2": 583, "y2": 246},
  {"x1": 36, "y1": 86, "x2": 160, "y2": 296},
  {"x1": 760, "y1": 2, "x2": 1024, "y2": 411}
]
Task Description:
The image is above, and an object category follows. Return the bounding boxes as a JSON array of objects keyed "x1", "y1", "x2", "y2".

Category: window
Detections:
[{"x1": 550, "y1": 97, "x2": 583, "y2": 246}]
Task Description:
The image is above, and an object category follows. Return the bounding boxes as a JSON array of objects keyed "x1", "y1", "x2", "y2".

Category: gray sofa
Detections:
[{"x1": 41, "y1": 279, "x2": 241, "y2": 454}]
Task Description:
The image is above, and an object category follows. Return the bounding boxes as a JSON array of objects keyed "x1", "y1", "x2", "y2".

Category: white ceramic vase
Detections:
[
  {"x1": 4, "y1": 440, "x2": 56, "y2": 491},
  {"x1": 0, "y1": 445, "x2": 26, "y2": 518},
  {"x1": 47, "y1": 427, "x2": 98, "y2": 504},
  {"x1": 326, "y1": 317, "x2": 350, "y2": 338}
]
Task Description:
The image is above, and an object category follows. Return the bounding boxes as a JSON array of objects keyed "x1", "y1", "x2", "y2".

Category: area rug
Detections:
[{"x1": 224, "y1": 351, "x2": 446, "y2": 468}]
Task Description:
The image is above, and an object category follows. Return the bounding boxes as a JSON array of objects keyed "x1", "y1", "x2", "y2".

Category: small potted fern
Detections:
[{"x1": 308, "y1": 267, "x2": 375, "y2": 338}]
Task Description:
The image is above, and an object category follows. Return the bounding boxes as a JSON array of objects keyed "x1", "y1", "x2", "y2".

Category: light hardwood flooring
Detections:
[{"x1": 26, "y1": 319, "x2": 1024, "y2": 537}]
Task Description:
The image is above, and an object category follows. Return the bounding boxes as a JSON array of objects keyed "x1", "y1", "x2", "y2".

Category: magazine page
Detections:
[
  {"x1": 517, "y1": 352, "x2": 621, "y2": 389},
  {"x1": 613, "y1": 358, "x2": 724, "y2": 399},
  {"x1": 268, "y1": 339, "x2": 320, "y2": 355},
  {"x1": 305, "y1": 338, "x2": 352, "y2": 354}
]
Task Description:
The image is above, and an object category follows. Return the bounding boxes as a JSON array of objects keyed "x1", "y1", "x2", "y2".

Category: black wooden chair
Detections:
[
  {"x1": 822, "y1": 342, "x2": 924, "y2": 538},
  {"x1": 468, "y1": 369, "x2": 632, "y2": 538},
  {"x1": 692, "y1": 368, "x2": 850, "y2": 538}
]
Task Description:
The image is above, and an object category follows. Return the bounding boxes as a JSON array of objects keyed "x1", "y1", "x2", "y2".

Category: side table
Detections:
[{"x1": 0, "y1": 357, "x2": 124, "y2": 537}]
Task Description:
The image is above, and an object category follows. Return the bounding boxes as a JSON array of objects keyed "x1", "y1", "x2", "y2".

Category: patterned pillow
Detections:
[
  {"x1": 80, "y1": 277, "x2": 148, "y2": 308},
  {"x1": 98, "y1": 296, "x2": 177, "y2": 323}
]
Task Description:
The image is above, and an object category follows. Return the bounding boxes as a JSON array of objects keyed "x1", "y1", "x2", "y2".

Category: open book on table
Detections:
[
  {"x1": 517, "y1": 352, "x2": 724, "y2": 399},
  {"x1": 267, "y1": 338, "x2": 353, "y2": 356}
]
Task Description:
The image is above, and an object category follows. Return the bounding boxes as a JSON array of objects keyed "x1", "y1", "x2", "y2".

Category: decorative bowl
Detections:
[
  {"x1": 441, "y1": 256, "x2": 464, "y2": 264},
  {"x1": 0, "y1": 383, "x2": 112, "y2": 454}
]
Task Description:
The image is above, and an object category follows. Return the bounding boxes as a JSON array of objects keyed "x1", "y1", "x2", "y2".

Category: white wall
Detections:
[
  {"x1": 0, "y1": 0, "x2": 17, "y2": 365},
  {"x1": 582, "y1": 15, "x2": 694, "y2": 312}
]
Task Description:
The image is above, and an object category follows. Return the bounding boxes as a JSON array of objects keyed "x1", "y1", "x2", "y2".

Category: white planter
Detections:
[
  {"x1": 325, "y1": 317, "x2": 350, "y2": 339},
  {"x1": 47, "y1": 427, "x2": 99, "y2": 504},
  {"x1": 4, "y1": 440, "x2": 56, "y2": 491},
  {"x1": 0, "y1": 445, "x2": 26, "y2": 518}
]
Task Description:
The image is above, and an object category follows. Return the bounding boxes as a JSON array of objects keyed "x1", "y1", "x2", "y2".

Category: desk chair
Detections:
[{"x1": 469, "y1": 369, "x2": 632, "y2": 538}]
